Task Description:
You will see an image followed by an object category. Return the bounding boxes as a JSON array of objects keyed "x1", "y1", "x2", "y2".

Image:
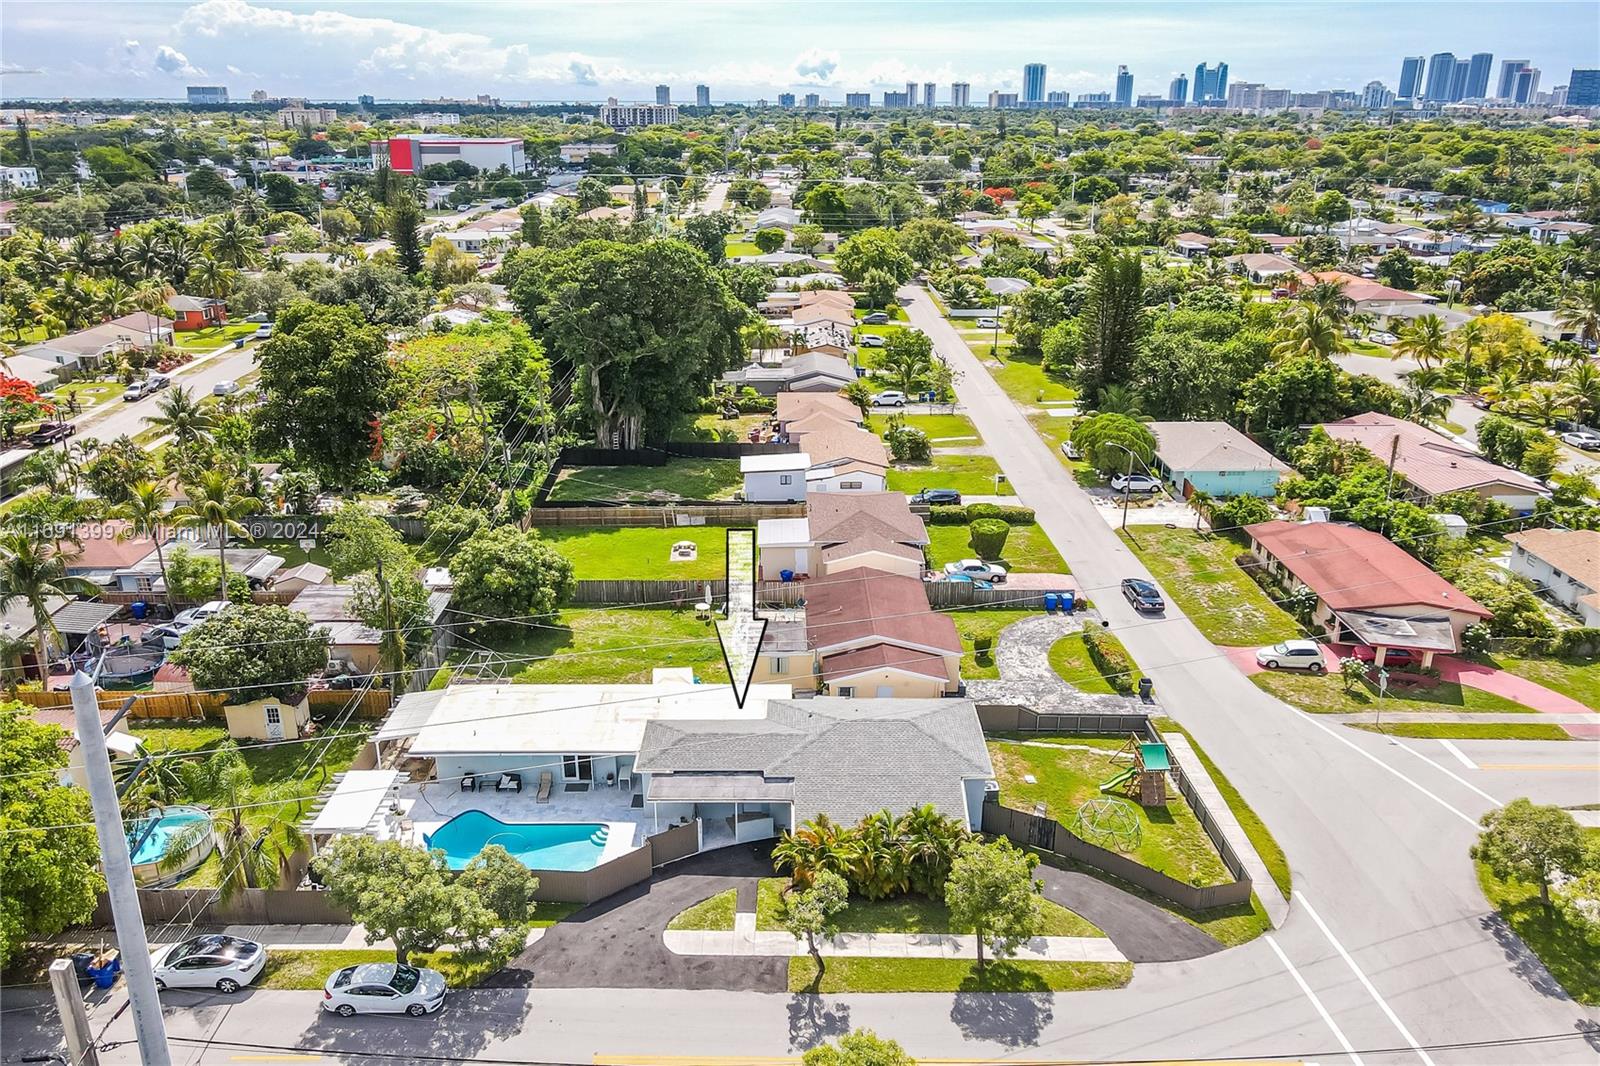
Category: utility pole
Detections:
[
  {"x1": 48, "y1": 959, "x2": 97, "y2": 1066},
  {"x1": 71, "y1": 671, "x2": 172, "y2": 1066}
]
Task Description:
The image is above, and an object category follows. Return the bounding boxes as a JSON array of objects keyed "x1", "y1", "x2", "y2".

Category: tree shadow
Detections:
[
  {"x1": 1479, "y1": 911, "x2": 1568, "y2": 1001},
  {"x1": 293, "y1": 986, "x2": 531, "y2": 1062},
  {"x1": 786, "y1": 990, "x2": 851, "y2": 1051},
  {"x1": 949, "y1": 967, "x2": 1055, "y2": 1046}
]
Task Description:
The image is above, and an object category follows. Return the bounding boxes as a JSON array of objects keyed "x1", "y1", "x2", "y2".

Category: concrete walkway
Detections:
[
  {"x1": 663, "y1": 916, "x2": 1128, "y2": 962},
  {"x1": 1434, "y1": 656, "x2": 1598, "y2": 715}
]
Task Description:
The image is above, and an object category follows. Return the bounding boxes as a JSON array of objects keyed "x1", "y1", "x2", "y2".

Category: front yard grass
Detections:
[
  {"x1": 1474, "y1": 652, "x2": 1600, "y2": 708},
  {"x1": 724, "y1": 238, "x2": 763, "y2": 257},
  {"x1": 53, "y1": 379, "x2": 127, "y2": 408},
  {"x1": 546, "y1": 458, "x2": 742, "y2": 502},
  {"x1": 984, "y1": 351, "x2": 1076, "y2": 407},
  {"x1": 951, "y1": 608, "x2": 1034, "y2": 679},
  {"x1": 987, "y1": 739, "x2": 1234, "y2": 888},
  {"x1": 789, "y1": 956, "x2": 1131, "y2": 993},
  {"x1": 1477, "y1": 830, "x2": 1600, "y2": 1004},
  {"x1": 1118, "y1": 527, "x2": 1302, "y2": 646},
  {"x1": 867, "y1": 412, "x2": 977, "y2": 442},
  {"x1": 1347, "y1": 722, "x2": 1575, "y2": 741},
  {"x1": 531, "y1": 526, "x2": 726, "y2": 581},
  {"x1": 924, "y1": 522, "x2": 1067, "y2": 574},
  {"x1": 887, "y1": 454, "x2": 1015, "y2": 496},
  {"x1": 456, "y1": 607, "x2": 722, "y2": 685},
  {"x1": 1048, "y1": 633, "x2": 1129, "y2": 695},
  {"x1": 172, "y1": 323, "x2": 260, "y2": 350},
  {"x1": 1252, "y1": 670, "x2": 1541, "y2": 715},
  {"x1": 668, "y1": 888, "x2": 737, "y2": 931},
  {"x1": 755, "y1": 878, "x2": 1102, "y2": 937}
]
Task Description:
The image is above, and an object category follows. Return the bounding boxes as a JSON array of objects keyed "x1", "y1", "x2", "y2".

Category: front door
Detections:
[
  {"x1": 264, "y1": 705, "x2": 284, "y2": 740},
  {"x1": 562, "y1": 754, "x2": 593, "y2": 781},
  {"x1": 875, "y1": 685, "x2": 895, "y2": 698}
]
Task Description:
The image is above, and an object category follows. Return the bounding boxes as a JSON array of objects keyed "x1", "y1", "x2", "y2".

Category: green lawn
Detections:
[
  {"x1": 988, "y1": 739, "x2": 1234, "y2": 888},
  {"x1": 951, "y1": 608, "x2": 1034, "y2": 679},
  {"x1": 452, "y1": 607, "x2": 723, "y2": 684},
  {"x1": 867, "y1": 413, "x2": 978, "y2": 443},
  {"x1": 887, "y1": 454, "x2": 1015, "y2": 496},
  {"x1": 668, "y1": 888, "x2": 738, "y2": 931},
  {"x1": 254, "y1": 937, "x2": 571, "y2": 991},
  {"x1": 1252, "y1": 670, "x2": 1542, "y2": 715},
  {"x1": 1477, "y1": 830, "x2": 1600, "y2": 1004},
  {"x1": 1119, "y1": 527, "x2": 1303, "y2": 646},
  {"x1": 53, "y1": 379, "x2": 127, "y2": 408},
  {"x1": 253, "y1": 538, "x2": 335, "y2": 569},
  {"x1": 546, "y1": 459, "x2": 743, "y2": 502},
  {"x1": 854, "y1": 307, "x2": 908, "y2": 322},
  {"x1": 1153, "y1": 718, "x2": 1291, "y2": 900},
  {"x1": 724, "y1": 238, "x2": 763, "y2": 257},
  {"x1": 1048, "y1": 633, "x2": 1132, "y2": 695},
  {"x1": 789, "y1": 956, "x2": 1131, "y2": 993},
  {"x1": 755, "y1": 878, "x2": 1102, "y2": 937},
  {"x1": 173, "y1": 323, "x2": 259, "y2": 351},
  {"x1": 924, "y1": 522, "x2": 1066, "y2": 574},
  {"x1": 1347, "y1": 722, "x2": 1575, "y2": 741},
  {"x1": 1475, "y1": 653, "x2": 1600, "y2": 708},
  {"x1": 678, "y1": 411, "x2": 769, "y2": 442},
  {"x1": 530, "y1": 526, "x2": 727, "y2": 580},
  {"x1": 981, "y1": 351, "x2": 1075, "y2": 408}
]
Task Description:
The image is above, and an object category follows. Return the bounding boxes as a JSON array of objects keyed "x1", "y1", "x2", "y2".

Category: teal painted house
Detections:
[{"x1": 1149, "y1": 421, "x2": 1292, "y2": 499}]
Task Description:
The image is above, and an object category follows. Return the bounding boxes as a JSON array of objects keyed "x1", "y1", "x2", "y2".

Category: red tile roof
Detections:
[
  {"x1": 1310, "y1": 271, "x2": 1435, "y2": 305},
  {"x1": 61, "y1": 521, "x2": 158, "y2": 570},
  {"x1": 1319, "y1": 413, "x2": 1545, "y2": 497},
  {"x1": 804, "y1": 566, "x2": 961, "y2": 654},
  {"x1": 821, "y1": 643, "x2": 951, "y2": 682},
  {"x1": 1245, "y1": 521, "x2": 1490, "y2": 617}
]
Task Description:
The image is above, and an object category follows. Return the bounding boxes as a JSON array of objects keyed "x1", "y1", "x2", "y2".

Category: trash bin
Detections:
[
  {"x1": 129, "y1": 600, "x2": 148, "y2": 620},
  {"x1": 1137, "y1": 677, "x2": 1154, "y2": 700},
  {"x1": 1057, "y1": 590, "x2": 1075, "y2": 612},
  {"x1": 1043, "y1": 592, "x2": 1057, "y2": 613},
  {"x1": 234, "y1": 337, "x2": 246, "y2": 349},
  {"x1": 86, "y1": 953, "x2": 121, "y2": 990},
  {"x1": 779, "y1": 569, "x2": 794, "y2": 582}
]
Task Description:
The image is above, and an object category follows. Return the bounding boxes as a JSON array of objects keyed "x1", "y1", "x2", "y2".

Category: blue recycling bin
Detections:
[
  {"x1": 779, "y1": 569, "x2": 795, "y2": 582},
  {"x1": 129, "y1": 600, "x2": 148, "y2": 620},
  {"x1": 1042, "y1": 592, "x2": 1058, "y2": 613},
  {"x1": 1057, "y1": 590, "x2": 1076, "y2": 612},
  {"x1": 86, "y1": 954, "x2": 121, "y2": 989}
]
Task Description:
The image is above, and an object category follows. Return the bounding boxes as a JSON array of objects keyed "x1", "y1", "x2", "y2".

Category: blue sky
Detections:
[{"x1": 2, "y1": 1, "x2": 1596, "y2": 102}]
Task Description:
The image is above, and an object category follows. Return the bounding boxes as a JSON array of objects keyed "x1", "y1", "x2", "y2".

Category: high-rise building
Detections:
[
  {"x1": 1550, "y1": 85, "x2": 1570, "y2": 106},
  {"x1": 655, "y1": 84, "x2": 671, "y2": 105},
  {"x1": 1423, "y1": 52, "x2": 1457, "y2": 101},
  {"x1": 1362, "y1": 81, "x2": 1395, "y2": 109},
  {"x1": 1513, "y1": 67, "x2": 1541, "y2": 104},
  {"x1": 1450, "y1": 59, "x2": 1470, "y2": 102},
  {"x1": 186, "y1": 85, "x2": 229, "y2": 105},
  {"x1": 1568, "y1": 69, "x2": 1600, "y2": 107},
  {"x1": 1074, "y1": 92, "x2": 1112, "y2": 109},
  {"x1": 950, "y1": 82, "x2": 971, "y2": 107},
  {"x1": 1022, "y1": 63, "x2": 1047, "y2": 105},
  {"x1": 357, "y1": 94, "x2": 376, "y2": 109},
  {"x1": 1498, "y1": 59, "x2": 1530, "y2": 99},
  {"x1": 904, "y1": 82, "x2": 917, "y2": 107},
  {"x1": 1046, "y1": 90, "x2": 1069, "y2": 107},
  {"x1": 883, "y1": 91, "x2": 909, "y2": 108},
  {"x1": 598, "y1": 98, "x2": 678, "y2": 128},
  {"x1": 924, "y1": 82, "x2": 938, "y2": 107},
  {"x1": 1464, "y1": 52, "x2": 1494, "y2": 99},
  {"x1": 695, "y1": 84, "x2": 711, "y2": 107},
  {"x1": 804, "y1": 92, "x2": 821, "y2": 108},
  {"x1": 1169, "y1": 74, "x2": 1189, "y2": 104},
  {"x1": 1193, "y1": 62, "x2": 1228, "y2": 103},
  {"x1": 988, "y1": 91, "x2": 1018, "y2": 108},
  {"x1": 1114, "y1": 66, "x2": 1133, "y2": 107},
  {"x1": 777, "y1": 92, "x2": 795, "y2": 108},
  {"x1": 1398, "y1": 57, "x2": 1426, "y2": 99},
  {"x1": 845, "y1": 92, "x2": 871, "y2": 108}
]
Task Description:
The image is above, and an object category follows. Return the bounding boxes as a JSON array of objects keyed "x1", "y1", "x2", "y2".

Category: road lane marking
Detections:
[
  {"x1": 1296, "y1": 891, "x2": 1436, "y2": 1066},
  {"x1": 1288, "y1": 711, "x2": 1479, "y2": 827},
  {"x1": 1437, "y1": 739, "x2": 1477, "y2": 770},
  {"x1": 1265, "y1": 934, "x2": 1364, "y2": 1066},
  {"x1": 1386, "y1": 739, "x2": 1500, "y2": 806},
  {"x1": 1477, "y1": 763, "x2": 1599, "y2": 772}
]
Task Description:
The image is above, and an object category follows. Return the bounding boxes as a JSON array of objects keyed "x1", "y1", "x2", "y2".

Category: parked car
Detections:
[
  {"x1": 1121, "y1": 577, "x2": 1165, "y2": 612},
  {"x1": 323, "y1": 963, "x2": 447, "y2": 1017},
  {"x1": 1369, "y1": 330, "x2": 1399, "y2": 345},
  {"x1": 26, "y1": 422, "x2": 76, "y2": 447},
  {"x1": 861, "y1": 311, "x2": 890, "y2": 325},
  {"x1": 944, "y1": 558, "x2": 1008, "y2": 582},
  {"x1": 976, "y1": 317, "x2": 1000, "y2": 329},
  {"x1": 939, "y1": 572, "x2": 993, "y2": 590},
  {"x1": 859, "y1": 334, "x2": 886, "y2": 348},
  {"x1": 173, "y1": 600, "x2": 229, "y2": 628},
  {"x1": 1560, "y1": 430, "x2": 1600, "y2": 451},
  {"x1": 871, "y1": 390, "x2": 907, "y2": 407},
  {"x1": 1351, "y1": 646, "x2": 1419, "y2": 668},
  {"x1": 145, "y1": 622, "x2": 190, "y2": 651},
  {"x1": 123, "y1": 380, "x2": 151, "y2": 402},
  {"x1": 1270, "y1": 287, "x2": 1291, "y2": 298},
  {"x1": 253, "y1": 323, "x2": 274, "y2": 340},
  {"x1": 1109, "y1": 473, "x2": 1162, "y2": 494},
  {"x1": 146, "y1": 372, "x2": 171, "y2": 392},
  {"x1": 911, "y1": 488, "x2": 962, "y2": 505},
  {"x1": 212, "y1": 380, "x2": 238, "y2": 396},
  {"x1": 1255, "y1": 640, "x2": 1326, "y2": 673},
  {"x1": 1059, "y1": 440, "x2": 1081, "y2": 460},
  {"x1": 150, "y1": 935, "x2": 265, "y2": 994}
]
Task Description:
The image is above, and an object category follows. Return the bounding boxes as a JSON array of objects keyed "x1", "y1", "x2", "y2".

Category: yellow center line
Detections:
[{"x1": 1476, "y1": 764, "x2": 1599, "y2": 771}]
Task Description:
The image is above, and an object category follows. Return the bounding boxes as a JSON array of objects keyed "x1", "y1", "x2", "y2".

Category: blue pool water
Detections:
[
  {"x1": 127, "y1": 806, "x2": 213, "y2": 865},
  {"x1": 424, "y1": 812, "x2": 611, "y2": 871}
]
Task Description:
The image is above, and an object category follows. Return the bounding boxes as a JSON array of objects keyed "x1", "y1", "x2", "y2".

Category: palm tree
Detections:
[
  {"x1": 1560, "y1": 360, "x2": 1600, "y2": 425},
  {"x1": 742, "y1": 319, "x2": 786, "y2": 357},
  {"x1": 849, "y1": 810, "x2": 909, "y2": 901},
  {"x1": 1349, "y1": 311, "x2": 1376, "y2": 340},
  {"x1": 173, "y1": 471, "x2": 262, "y2": 601},
  {"x1": 160, "y1": 747, "x2": 305, "y2": 902},
  {"x1": 895, "y1": 805, "x2": 967, "y2": 899},
  {"x1": 145, "y1": 386, "x2": 217, "y2": 447},
  {"x1": 1095, "y1": 384, "x2": 1146, "y2": 418},
  {"x1": 1271, "y1": 304, "x2": 1346, "y2": 360},
  {"x1": 1447, "y1": 318, "x2": 1489, "y2": 393},
  {"x1": 189, "y1": 256, "x2": 239, "y2": 300},
  {"x1": 772, "y1": 814, "x2": 855, "y2": 890},
  {"x1": 0, "y1": 530, "x2": 98, "y2": 680},
  {"x1": 1400, "y1": 370, "x2": 1452, "y2": 427},
  {"x1": 1511, "y1": 382, "x2": 1573, "y2": 427},
  {"x1": 1480, "y1": 367, "x2": 1527, "y2": 408},
  {"x1": 1392, "y1": 314, "x2": 1451, "y2": 370},
  {"x1": 1298, "y1": 280, "x2": 1354, "y2": 325},
  {"x1": 1555, "y1": 279, "x2": 1600, "y2": 349},
  {"x1": 118, "y1": 481, "x2": 175, "y2": 612},
  {"x1": 205, "y1": 215, "x2": 260, "y2": 269}
]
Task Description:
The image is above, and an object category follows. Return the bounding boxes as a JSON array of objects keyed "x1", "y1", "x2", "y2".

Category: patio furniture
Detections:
[
  {"x1": 460, "y1": 774, "x2": 478, "y2": 792},
  {"x1": 535, "y1": 771, "x2": 553, "y2": 804},
  {"x1": 496, "y1": 772, "x2": 522, "y2": 793},
  {"x1": 604, "y1": 771, "x2": 616, "y2": 789}
]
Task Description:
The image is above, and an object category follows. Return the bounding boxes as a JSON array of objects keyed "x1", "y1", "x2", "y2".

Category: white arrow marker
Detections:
[{"x1": 715, "y1": 527, "x2": 769, "y2": 708}]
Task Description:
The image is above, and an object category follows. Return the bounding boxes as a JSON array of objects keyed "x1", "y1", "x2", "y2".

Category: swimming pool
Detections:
[
  {"x1": 127, "y1": 805, "x2": 216, "y2": 885},
  {"x1": 423, "y1": 812, "x2": 612, "y2": 871}
]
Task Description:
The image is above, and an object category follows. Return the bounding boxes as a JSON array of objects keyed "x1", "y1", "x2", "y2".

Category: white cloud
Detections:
[
  {"x1": 568, "y1": 59, "x2": 598, "y2": 86},
  {"x1": 122, "y1": 39, "x2": 140, "y2": 52},
  {"x1": 154, "y1": 44, "x2": 204, "y2": 77},
  {"x1": 792, "y1": 49, "x2": 839, "y2": 86}
]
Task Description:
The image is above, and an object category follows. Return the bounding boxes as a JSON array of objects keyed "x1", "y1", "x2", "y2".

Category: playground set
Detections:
[{"x1": 1098, "y1": 734, "x2": 1171, "y2": 807}]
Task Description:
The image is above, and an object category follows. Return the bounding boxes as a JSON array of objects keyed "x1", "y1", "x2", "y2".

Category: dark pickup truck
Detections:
[{"x1": 26, "y1": 422, "x2": 76, "y2": 447}]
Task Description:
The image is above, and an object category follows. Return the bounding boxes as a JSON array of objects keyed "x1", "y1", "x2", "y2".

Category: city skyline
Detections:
[{"x1": 1, "y1": 0, "x2": 1595, "y2": 102}]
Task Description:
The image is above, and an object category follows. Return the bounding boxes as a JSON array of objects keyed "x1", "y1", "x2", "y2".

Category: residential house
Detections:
[
  {"x1": 787, "y1": 305, "x2": 856, "y2": 353},
  {"x1": 59, "y1": 521, "x2": 159, "y2": 589},
  {"x1": 18, "y1": 313, "x2": 174, "y2": 372},
  {"x1": 167, "y1": 295, "x2": 227, "y2": 332},
  {"x1": 983, "y1": 277, "x2": 1032, "y2": 297},
  {"x1": 801, "y1": 566, "x2": 963, "y2": 698},
  {"x1": 732, "y1": 251, "x2": 832, "y2": 271},
  {"x1": 113, "y1": 545, "x2": 283, "y2": 596},
  {"x1": 753, "y1": 206, "x2": 800, "y2": 231},
  {"x1": 1171, "y1": 232, "x2": 1217, "y2": 258},
  {"x1": 270, "y1": 562, "x2": 331, "y2": 596},
  {"x1": 3, "y1": 352, "x2": 65, "y2": 389},
  {"x1": 722, "y1": 352, "x2": 857, "y2": 396},
  {"x1": 1507, "y1": 310, "x2": 1578, "y2": 344},
  {"x1": 292, "y1": 583, "x2": 451, "y2": 672},
  {"x1": 770, "y1": 272, "x2": 845, "y2": 291},
  {"x1": 1148, "y1": 421, "x2": 1292, "y2": 498},
  {"x1": 1319, "y1": 413, "x2": 1547, "y2": 511},
  {"x1": 1244, "y1": 520, "x2": 1491, "y2": 664},
  {"x1": 1531, "y1": 220, "x2": 1593, "y2": 245},
  {"x1": 1308, "y1": 272, "x2": 1438, "y2": 315},
  {"x1": 1229, "y1": 252, "x2": 1306, "y2": 285},
  {"x1": 755, "y1": 491, "x2": 929, "y2": 581},
  {"x1": 1504, "y1": 529, "x2": 1600, "y2": 626},
  {"x1": 1372, "y1": 303, "x2": 1475, "y2": 334},
  {"x1": 740, "y1": 452, "x2": 810, "y2": 503}
]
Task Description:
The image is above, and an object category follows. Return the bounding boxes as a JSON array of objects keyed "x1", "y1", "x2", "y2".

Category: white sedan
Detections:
[
  {"x1": 1109, "y1": 473, "x2": 1162, "y2": 493},
  {"x1": 1560, "y1": 430, "x2": 1600, "y2": 451},
  {"x1": 871, "y1": 390, "x2": 908, "y2": 406},
  {"x1": 976, "y1": 317, "x2": 1001, "y2": 329},
  {"x1": 150, "y1": 934, "x2": 266, "y2": 994},
  {"x1": 323, "y1": 963, "x2": 448, "y2": 1017},
  {"x1": 212, "y1": 379, "x2": 238, "y2": 396},
  {"x1": 1255, "y1": 640, "x2": 1327, "y2": 673},
  {"x1": 944, "y1": 558, "x2": 1008, "y2": 582}
]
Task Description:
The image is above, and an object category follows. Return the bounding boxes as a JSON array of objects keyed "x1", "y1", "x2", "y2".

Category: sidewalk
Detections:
[
  {"x1": 47, "y1": 922, "x2": 544, "y2": 955},
  {"x1": 663, "y1": 912, "x2": 1127, "y2": 962},
  {"x1": 1161, "y1": 732, "x2": 1290, "y2": 927}
]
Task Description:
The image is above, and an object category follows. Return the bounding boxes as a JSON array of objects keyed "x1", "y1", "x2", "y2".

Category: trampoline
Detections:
[{"x1": 100, "y1": 643, "x2": 166, "y2": 684}]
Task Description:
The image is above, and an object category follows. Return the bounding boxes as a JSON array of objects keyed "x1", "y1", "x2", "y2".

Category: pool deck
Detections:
[{"x1": 394, "y1": 780, "x2": 651, "y2": 867}]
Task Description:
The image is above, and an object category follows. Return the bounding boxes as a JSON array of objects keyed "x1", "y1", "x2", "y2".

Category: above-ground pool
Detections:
[
  {"x1": 423, "y1": 812, "x2": 612, "y2": 871},
  {"x1": 127, "y1": 805, "x2": 215, "y2": 885}
]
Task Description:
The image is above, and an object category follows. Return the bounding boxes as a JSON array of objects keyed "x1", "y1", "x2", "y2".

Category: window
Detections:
[
  {"x1": 265, "y1": 706, "x2": 281, "y2": 725},
  {"x1": 837, "y1": 686, "x2": 855, "y2": 697},
  {"x1": 770, "y1": 657, "x2": 786, "y2": 673},
  {"x1": 779, "y1": 474, "x2": 793, "y2": 485},
  {"x1": 840, "y1": 481, "x2": 862, "y2": 490},
  {"x1": 562, "y1": 755, "x2": 593, "y2": 780}
]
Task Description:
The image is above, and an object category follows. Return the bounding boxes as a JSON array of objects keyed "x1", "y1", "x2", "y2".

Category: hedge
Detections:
[
  {"x1": 1081, "y1": 628, "x2": 1136, "y2": 695},
  {"x1": 969, "y1": 518, "x2": 1010, "y2": 559},
  {"x1": 927, "y1": 503, "x2": 1037, "y2": 525}
]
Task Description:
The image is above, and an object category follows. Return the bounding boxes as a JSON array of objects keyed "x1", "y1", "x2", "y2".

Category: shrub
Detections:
[
  {"x1": 1553, "y1": 628, "x2": 1600, "y2": 658},
  {"x1": 1081, "y1": 628, "x2": 1135, "y2": 694},
  {"x1": 1460, "y1": 623, "x2": 1493, "y2": 658},
  {"x1": 883, "y1": 416, "x2": 931, "y2": 462},
  {"x1": 927, "y1": 504, "x2": 970, "y2": 525},
  {"x1": 968, "y1": 518, "x2": 1010, "y2": 559},
  {"x1": 965, "y1": 502, "x2": 1036, "y2": 525},
  {"x1": 1209, "y1": 495, "x2": 1273, "y2": 531}
]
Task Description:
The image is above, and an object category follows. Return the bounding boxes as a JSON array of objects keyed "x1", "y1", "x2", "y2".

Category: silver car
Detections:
[
  {"x1": 150, "y1": 934, "x2": 266, "y2": 994},
  {"x1": 323, "y1": 963, "x2": 447, "y2": 1017}
]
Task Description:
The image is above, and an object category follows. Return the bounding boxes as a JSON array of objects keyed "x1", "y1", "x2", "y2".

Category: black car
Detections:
[
  {"x1": 911, "y1": 488, "x2": 962, "y2": 506},
  {"x1": 26, "y1": 422, "x2": 76, "y2": 448},
  {"x1": 861, "y1": 311, "x2": 890, "y2": 325},
  {"x1": 1121, "y1": 577, "x2": 1165, "y2": 612}
]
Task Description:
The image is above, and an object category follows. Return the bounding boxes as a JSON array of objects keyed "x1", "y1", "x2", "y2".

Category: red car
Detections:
[{"x1": 1352, "y1": 646, "x2": 1419, "y2": 668}]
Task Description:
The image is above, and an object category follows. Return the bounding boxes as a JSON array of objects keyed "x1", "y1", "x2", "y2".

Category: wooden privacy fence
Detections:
[
  {"x1": 12, "y1": 688, "x2": 392, "y2": 720},
  {"x1": 978, "y1": 705, "x2": 1149, "y2": 735},
  {"x1": 558, "y1": 441, "x2": 797, "y2": 466},
  {"x1": 529, "y1": 502, "x2": 805, "y2": 527},
  {"x1": 922, "y1": 583, "x2": 1073, "y2": 609},
  {"x1": 570, "y1": 580, "x2": 724, "y2": 607}
]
